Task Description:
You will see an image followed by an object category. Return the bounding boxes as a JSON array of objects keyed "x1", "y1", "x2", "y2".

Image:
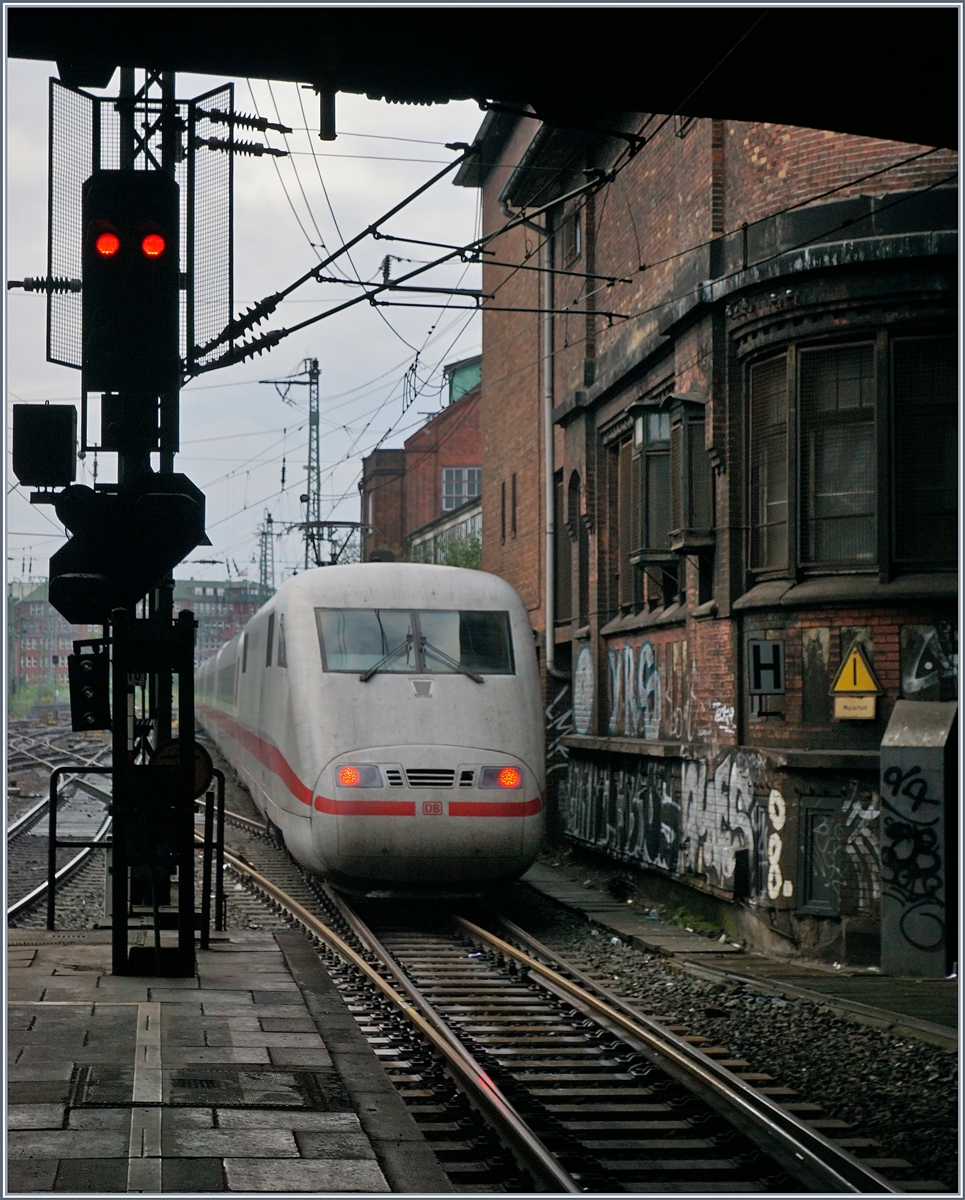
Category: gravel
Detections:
[{"x1": 498, "y1": 884, "x2": 959, "y2": 1191}]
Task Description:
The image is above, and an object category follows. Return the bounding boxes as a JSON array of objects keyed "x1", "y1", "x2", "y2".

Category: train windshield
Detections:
[
  {"x1": 316, "y1": 608, "x2": 515, "y2": 675},
  {"x1": 316, "y1": 609, "x2": 416, "y2": 673}
]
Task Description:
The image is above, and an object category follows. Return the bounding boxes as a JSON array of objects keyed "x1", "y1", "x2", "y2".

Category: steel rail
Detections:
[
  {"x1": 7, "y1": 813, "x2": 112, "y2": 920},
  {"x1": 7, "y1": 754, "x2": 112, "y2": 840},
  {"x1": 455, "y1": 915, "x2": 896, "y2": 1195},
  {"x1": 218, "y1": 849, "x2": 581, "y2": 1193}
]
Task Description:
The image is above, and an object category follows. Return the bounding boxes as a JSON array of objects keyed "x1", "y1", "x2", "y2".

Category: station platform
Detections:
[
  {"x1": 521, "y1": 863, "x2": 959, "y2": 1051},
  {"x1": 7, "y1": 929, "x2": 451, "y2": 1194}
]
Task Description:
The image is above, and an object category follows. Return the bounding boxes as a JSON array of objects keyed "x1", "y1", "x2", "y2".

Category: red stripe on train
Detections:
[
  {"x1": 198, "y1": 704, "x2": 541, "y2": 819},
  {"x1": 314, "y1": 796, "x2": 416, "y2": 816},
  {"x1": 448, "y1": 798, "x2": 543, "y2": 817}
]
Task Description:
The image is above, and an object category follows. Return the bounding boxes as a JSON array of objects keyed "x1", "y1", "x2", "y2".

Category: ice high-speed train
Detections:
[{"x1": 195, "y1": 563, "x2": 545, "y2": 894}]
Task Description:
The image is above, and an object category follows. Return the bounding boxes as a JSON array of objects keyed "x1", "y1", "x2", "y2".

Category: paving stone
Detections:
[
  {"x1": 157, "y1": 989, "x2": 251, "y2": 1005},
  {"x1": 162, "y1": 1107, "x2": 215, "y2": 1130},
  {"x1": 207, "y1": 1032, "x2": 325, "y2": 1048},
  {"x1": 162, "y1": 1157, "x2": 226, "y2": 1192},
  {"x1": 42, "y1": 986, "x2": 107, "y2": 1003},
  {"x1": 249, "y1": 981, "x2": 302, "y2": 994},
  {"x1": 8, "y1": 1009, "x2": 37, "y2": 1031},
  {"x1": 162, "y1": 1046, "x2": 271, "y2": 1065},
  {"x1": 53, "y1": 1157, "x2": 128, "y2": 1191},
  {"x1": 9, "y1": 987, "x2": 47, "y2": 1002},
  {"x1": 37, "y1": 975, "x2": 98, "y2": 990},
  {"x1": 163, "y1": 1128, "x2": 298, "y2": 1157},
  {"x1": 9, "y1": 1129, "x2": 128, "y2": 1158},
  {"x1": 224, "y1": 1158, "x2": 389, "y2": 1192},
  {"x1": 268, "y1": 1046, "x2": 334, "y2": 1067},
  {"x1": 8, "y1": 1060, "x2": 76, "y2": 1082},
  {"x1": 6, "y1": 1158, "x2": 59, "y2": 1192},
  {"x1": 216, "y1": 1110, "x2": 360, "y2": 1131},
  {"x1": 67, "y1": 1108, "x2": 133, "y2": 1130},
  {"x1": 251, "y1": 989, "x2": 302, "y2": 1003},
  {"x1": 7, "y1": 1103, "x2": 66, "y2": 1130},
  {"x1": 258, "y1": 1017, "x2": 317, "y2": 1033},
  {"x1": 156, "y1": 1001, "x2": 205, "y2": 1017},
  {"x1": 8, "y1": 1081, "x2": 74, "y2": 1105},
  {"x1": 295, "y1": 1130, "x2": 377, "y2": 1160}
]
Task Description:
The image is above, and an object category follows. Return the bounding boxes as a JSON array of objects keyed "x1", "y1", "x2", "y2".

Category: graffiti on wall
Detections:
[
  {"x1": 546, "y1": 683, "x2": 572, "y2": 780},
  {"x1": 842, "y1": 784, "x2": 881, "y2": 914},
  {"x1": 563, "y1": 756, "x2": 679, "y2": 871},
  {"x1": 680, "y1": 750, "x2": 774, "y2": 897},
  {"x1": 881, "y1": 761, "x2": 944, "y2": 953},
  {"x1": 900, "y1": 624, "x2": 958, "y2": 702}
]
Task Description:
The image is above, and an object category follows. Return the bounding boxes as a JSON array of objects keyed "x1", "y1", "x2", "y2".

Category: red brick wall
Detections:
[
  {"x1": 403, "y1": 386, "x2": 481, "y2": 536},
  {"x1": 360, "y1": 449, "x2": 406, "y2": 558}
]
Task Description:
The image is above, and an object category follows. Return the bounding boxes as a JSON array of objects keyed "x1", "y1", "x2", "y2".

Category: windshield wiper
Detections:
[
  {"x1": 359, "y1": 634, "x2": 412, "y2": 681},
  {"x1": 420, "y1": 638, "x2": 484, "y2": 683}
]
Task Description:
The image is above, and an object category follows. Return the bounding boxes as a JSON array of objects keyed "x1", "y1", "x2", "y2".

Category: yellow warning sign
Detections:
[{"x1": 830, "y1": 642, "x2": 882, "y2": 695}]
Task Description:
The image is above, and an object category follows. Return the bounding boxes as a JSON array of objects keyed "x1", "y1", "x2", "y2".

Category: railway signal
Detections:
[{"x1": 82, "y1": 169, "x2": 180, "y2": 394}]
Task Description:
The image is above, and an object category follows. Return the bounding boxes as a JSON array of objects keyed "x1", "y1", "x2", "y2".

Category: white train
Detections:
[{"x1": 195, "y1": 563, "x2": 545, "y2": 895}]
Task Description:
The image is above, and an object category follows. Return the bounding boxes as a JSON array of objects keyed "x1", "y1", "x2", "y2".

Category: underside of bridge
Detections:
[{"x1": 7, "y1": 7, "x2": 958, "y2": 149}]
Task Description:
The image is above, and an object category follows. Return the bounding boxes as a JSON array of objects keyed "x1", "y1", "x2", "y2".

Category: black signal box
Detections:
[
  {"x1": 82, "y1": 170, "x2": 180, "y2": 395},
  {"x1": 11, "y1": 404, "x2": 77, "y2": 487},
  {"x1": 68, "y1": 641, "x2": 111, "y2": 731}
]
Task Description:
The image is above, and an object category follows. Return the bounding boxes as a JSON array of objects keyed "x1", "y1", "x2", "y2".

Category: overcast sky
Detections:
[{"x1": 5, "y1": 57, "x2": 483, "y2": 588}]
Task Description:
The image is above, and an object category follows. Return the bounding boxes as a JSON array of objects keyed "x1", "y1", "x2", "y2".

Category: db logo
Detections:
[{"x1": 422, "y1": 801, "x2": 444, "y2": 816}]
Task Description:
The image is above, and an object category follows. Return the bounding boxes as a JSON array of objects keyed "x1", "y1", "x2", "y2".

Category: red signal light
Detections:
[
  {"x1": 95, "y1": 232, "x2": 120, "y2": 257},
  {"x1": 498, "y1": 767, "x2": 521, "y2": 789},
  {"x1": 338, "y1": 765, "x2": 360, "y2": 786},
  {"x1": 141, "y1": 234, "x2": 165, "y2": 258}
]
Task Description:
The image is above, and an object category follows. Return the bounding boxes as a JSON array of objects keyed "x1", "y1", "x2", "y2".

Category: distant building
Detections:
[
  {"x1": 8, "y1": 582, "x2": 100, "y2": 696},
  {"x1": 359, "y1": 355, "x2": 482, "y2": 563},
  {"x1": 174, "y1": 579, "x2": 270, "y2": 664}
]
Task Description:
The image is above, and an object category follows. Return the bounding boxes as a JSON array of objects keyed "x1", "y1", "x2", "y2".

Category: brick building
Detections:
[
  {"x1": 8, "y1": 582, "x2": 100, "y2": 698},
  {"x1": 360, "y1": 356, "x2": 482, "y2": 563},
  {"x1": 455, "y1": 112, "x2": 957, "y2": 965},
  {"x1": 174, "y1": 579, "x2": 269, "y2": 665}
]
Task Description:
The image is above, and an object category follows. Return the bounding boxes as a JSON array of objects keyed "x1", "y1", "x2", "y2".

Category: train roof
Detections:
[
  {"x1": 266, "y1": 563, "x2": 525, "y2": 611},
  {"x1": 197, "y1": 564, "x2": 527, "y2": 672}
]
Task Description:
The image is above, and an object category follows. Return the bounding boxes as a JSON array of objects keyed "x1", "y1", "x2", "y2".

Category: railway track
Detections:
[
  {"x1": 7, "y1": 727, "x2": 112, "y2": 922},
  {"x1": 213, "y1": 809, "x2": 899, "y2": 1194}
]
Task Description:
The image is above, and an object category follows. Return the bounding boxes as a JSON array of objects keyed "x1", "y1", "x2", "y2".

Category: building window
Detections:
[
  {"x1": 511, "y1": 473, "x2": 517, "y2": 537},
  {"x1": 442, "y1": 467, "x2": 481, "y2": 512},
  {"x1": 748, "y1": 332, "x2": 956, "y2": 577},
  {"x1": 562, "y1": 204, "x2": 582, "y2": 265},
  {"x1": 800, "y1": 343, "x2": 876, "y2": 565},
  {"x1": 892, "y1": 335, "x2": 957, "y2": 565},
  {"x1": 749, "y1": 355, "x2": 789, "y2": 570},
  {"x1": 500, "y1": 480, "x2": 507, "y2": 544}
]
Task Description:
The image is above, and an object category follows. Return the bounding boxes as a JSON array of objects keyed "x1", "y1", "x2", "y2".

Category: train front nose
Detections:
[{"x1": 313, "y1": 746, "x2": 543, "y2": 888}]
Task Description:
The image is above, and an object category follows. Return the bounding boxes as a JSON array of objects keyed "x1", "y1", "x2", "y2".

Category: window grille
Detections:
[
  {"x1": 442, "y1": 467, "x2": 481, "y2": 512},
  {"x1": 749, "y1": 356, "x2": 789, "y2": 569},
  {"x1": 800, "y1": 344, "x2": 875, "y2": 565},
  {"x1": 892, "y1": 335, "x2": 957, "y2": 565}
]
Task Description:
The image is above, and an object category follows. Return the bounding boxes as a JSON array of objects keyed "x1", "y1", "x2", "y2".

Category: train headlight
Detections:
[
  {"x1": 479, "y1": 766, "x2": 522, "y2": 789},
  {"x1": 337, "y1": 764, "x2": 383, "y2": 787}
]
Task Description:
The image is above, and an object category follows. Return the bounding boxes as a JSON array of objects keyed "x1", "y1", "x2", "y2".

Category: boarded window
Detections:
[
  {"x1": 749, "y1": 355, "x2": 788, "y2": 569},
  {"x1": 800, "y1": 343, "x2": 876, "y2": 564},
  {"x1": 892, "y1": 335, "x2": 957, "y2": 565}
]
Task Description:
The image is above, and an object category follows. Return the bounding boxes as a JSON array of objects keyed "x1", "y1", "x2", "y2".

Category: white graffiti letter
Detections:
[
  {"x1": 767, "y1": 831, "x2": 783, "y2": 900},
  {"x1": 768, "y1": 789, "x2": 786, "y2": 831}
]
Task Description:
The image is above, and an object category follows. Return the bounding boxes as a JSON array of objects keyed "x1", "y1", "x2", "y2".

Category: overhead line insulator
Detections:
[
  {"x1": 8, "y1": 276, "x2": 82, "y2": 293},
  {"x1": 198, "y1": 107, "x2": 292, "y2": 135},
  {"x1": 192, "y1": 135, "x2": 288, "y2": 158}
]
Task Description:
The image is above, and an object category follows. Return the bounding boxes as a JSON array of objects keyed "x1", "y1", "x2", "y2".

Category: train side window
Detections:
[
  {"x1": 266, "y1": 614, "x2": 275, "y2": 667},
  {"x1": 277, "y1": 615, "x2": 287, "y2": 668},
  {"x1": 241, "y1": 633, "x2": 248, "y2": 674}
]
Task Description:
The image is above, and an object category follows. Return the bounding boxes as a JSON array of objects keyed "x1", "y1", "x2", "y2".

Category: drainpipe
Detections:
[{"x1": 500, "y1": 198, "x2": 568, "y2": 681}]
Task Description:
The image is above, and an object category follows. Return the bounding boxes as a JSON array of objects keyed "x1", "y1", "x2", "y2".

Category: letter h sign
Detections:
[{"x1": 747, "y1": 638, "x2": 785, "y2": 695}]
